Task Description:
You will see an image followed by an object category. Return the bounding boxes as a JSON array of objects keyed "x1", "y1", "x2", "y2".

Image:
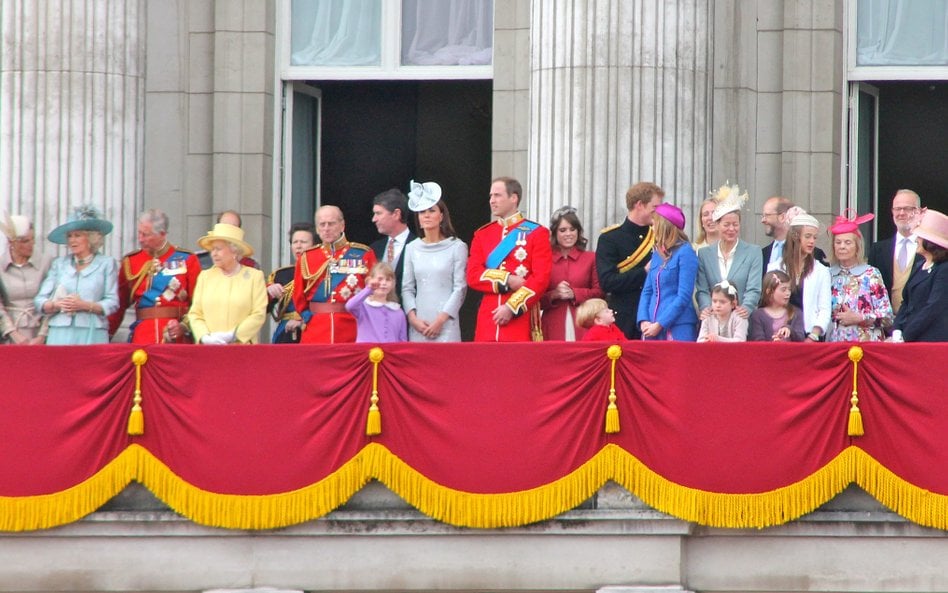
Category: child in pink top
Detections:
[{"x1": 697, "y1": 280, "x2": 748, "y2": 342}]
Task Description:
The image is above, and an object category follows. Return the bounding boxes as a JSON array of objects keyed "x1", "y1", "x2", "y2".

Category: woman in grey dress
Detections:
[{"x1": 402, "y1": 180, "x2": 468, "y2": 342}]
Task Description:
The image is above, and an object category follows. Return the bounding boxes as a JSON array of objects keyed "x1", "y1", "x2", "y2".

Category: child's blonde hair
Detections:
[
  {"x1": 368, "y1": 262, "x2": 399, "y2": 304},
  {"x1": 575, "y1": 298, "x2": 609, "y2": 329}
]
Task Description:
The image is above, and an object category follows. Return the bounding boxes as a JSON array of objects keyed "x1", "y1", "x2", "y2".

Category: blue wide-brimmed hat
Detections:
[{"x1": 47, "y1": 205, "x2": 113, "y2": 244}]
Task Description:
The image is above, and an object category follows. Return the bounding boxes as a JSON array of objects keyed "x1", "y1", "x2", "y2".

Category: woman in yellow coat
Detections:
[{"x1": 186, "y1": 223, "x2": 267, "y2": 344}]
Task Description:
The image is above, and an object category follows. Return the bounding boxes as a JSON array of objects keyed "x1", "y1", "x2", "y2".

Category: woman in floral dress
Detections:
[{"x1": 827, "y1": 212, "x2": 893, "y2": 342}]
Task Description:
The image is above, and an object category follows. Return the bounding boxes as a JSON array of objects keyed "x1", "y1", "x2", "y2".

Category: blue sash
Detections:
[
  {"x1": 140, "y1": 251, "x2": 189, "y2": 308},
  {"x1": 486, "y1": 221, "x2": 539, "y2": 269}
]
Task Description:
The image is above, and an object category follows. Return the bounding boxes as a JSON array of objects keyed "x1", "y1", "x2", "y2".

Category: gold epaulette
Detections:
[
  {"x1": 475, "y1": 221, "x2": 495, "y2": 232},
  {"x1": 599, "y1": 223, "x2": 621, "y2": 234},
  {"x1": 347, "y1": 241, "x2": 372, "y2": 252}
]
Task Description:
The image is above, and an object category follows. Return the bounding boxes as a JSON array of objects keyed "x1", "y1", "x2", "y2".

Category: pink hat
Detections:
[
  {"x1": 655, "y1": 203, "x2": 685, "y2": 230},
  {"x1": 915, "y1": 209, "x2": 948, "y2": 250},
  {"x1": 829, "y1": 210, "x2": 874, "y2": 237}
]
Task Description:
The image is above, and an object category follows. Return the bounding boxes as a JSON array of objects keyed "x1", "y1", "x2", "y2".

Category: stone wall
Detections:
[{"x1": 1, "y1": 483, "x2": 943, "y2": 592}]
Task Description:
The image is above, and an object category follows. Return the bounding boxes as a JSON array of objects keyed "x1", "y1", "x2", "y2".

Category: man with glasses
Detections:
[
  {"x1": 868, "y1": 189, "x2": 924, "y2": 313},
  {"x1": 759, "y1": 196, "x2": 826, "y2": 273}
]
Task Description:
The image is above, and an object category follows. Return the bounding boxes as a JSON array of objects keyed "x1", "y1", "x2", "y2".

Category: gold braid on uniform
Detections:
[
  {"x1": 299, "y1": 252, "x2": 331, "y2": 298},
  {"x1": 123, "y1": 256, "x2": 156, "y2": 298},
  {"x1": 617, "y1": 227, "x2": 655, "y2": 274}
]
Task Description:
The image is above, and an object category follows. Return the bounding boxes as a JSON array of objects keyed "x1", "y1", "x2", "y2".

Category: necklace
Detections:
[{"x1": 74, "y1": 254, "x2": 94, "y2": 267}]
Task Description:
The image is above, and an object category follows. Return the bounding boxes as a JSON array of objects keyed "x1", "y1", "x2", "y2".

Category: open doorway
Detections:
[
  {"x1": 284, "y1": 79, "x2": 492, "y2": 339},
  {"x1": 876, "y1": 82, "x2": 948, "y2": 234},
  {"x1": 851, "y1": 81, "x2": 948, "y2": 238}
]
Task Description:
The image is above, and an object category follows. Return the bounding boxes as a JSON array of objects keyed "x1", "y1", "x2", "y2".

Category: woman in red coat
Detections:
[{"x1": 540, "y1": 206, "x2": 603, "y2": 340}]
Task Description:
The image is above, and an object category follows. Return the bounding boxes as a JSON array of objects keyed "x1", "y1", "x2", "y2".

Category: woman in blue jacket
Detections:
[{"x1": 637, "y1": 203, "x2": 699, "y2": 341}]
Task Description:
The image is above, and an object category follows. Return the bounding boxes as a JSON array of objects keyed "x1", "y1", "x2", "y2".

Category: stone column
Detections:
[
  {"x1": 0, "y1": 0, "x2": 145, "y2": 256},
  {"x1": 528, "y1": 0, "x2": 712, "y2": 240}
]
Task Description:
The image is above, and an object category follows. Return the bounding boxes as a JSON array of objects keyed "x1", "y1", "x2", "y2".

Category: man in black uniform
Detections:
[{"x1": 595, "y1": 182, "x2": 664, "y2": 339}]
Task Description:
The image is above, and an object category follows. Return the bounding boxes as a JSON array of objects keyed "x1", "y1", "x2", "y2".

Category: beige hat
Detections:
[
  {"x1": 198, "y1": 223, "x2": 254, "y2": 257},
  {"x1": 786, "y1": 206, "x2": 820, "y2": 230},
  {"x1": 915, "y1": 209, "x2": 948, "y2": 250},
  {"x1": 709, "y1": 182, "x2": 749, "y2": 222}
]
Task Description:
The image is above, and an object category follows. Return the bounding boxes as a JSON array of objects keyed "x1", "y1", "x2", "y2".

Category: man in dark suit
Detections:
[
  {"x1": 370, "y1": 188, "x2": 416, "y2": 298},
  {"x1": 595, "y1": 181, "x2": 664, "y2": 339},
  {"x1": 760, "y1": 196, "x2": 827, "y2": 272},
  {"x1": 868, "y1": 189, "x2": 923, "y2": 313}
]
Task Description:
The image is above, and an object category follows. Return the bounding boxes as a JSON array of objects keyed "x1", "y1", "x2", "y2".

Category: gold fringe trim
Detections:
[
  {"x1": 7, "y1": 445, "x2": 948, "y2": 532},
  {"x1": 0, "y1": 447, "x2": 139, "y2": 531},
  {"x1": 852, "y1": 447, "x2": 948, "y2": 531}
]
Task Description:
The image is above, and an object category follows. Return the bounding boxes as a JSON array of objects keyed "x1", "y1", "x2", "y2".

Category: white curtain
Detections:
[
  {"x1": 857, "y1": 0, "x2": 948, "y2": 66},
  {"x1": 291, "y1": 0, "x2": 382, "y2": 66},
  {"x1": 402, "y1": 0, "x2": 492, "y2": 65}
]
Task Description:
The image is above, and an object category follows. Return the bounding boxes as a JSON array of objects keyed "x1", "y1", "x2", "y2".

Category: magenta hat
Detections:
[
  {"x1": 655, "y1": 203, "x2": 685, "y2": 230},
  {"x1": 829, "y1": 210, "x2": 874, "y2": 237}
]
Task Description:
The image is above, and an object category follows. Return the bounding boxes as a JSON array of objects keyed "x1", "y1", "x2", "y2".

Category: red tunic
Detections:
[
  {"x1": 540, "y1": 248, "x2": 602, "y2": 341},
  {"x1": 292, "y1": 237, "x2": 377, "y2": 344},
  {"x1": 466, "y1": 213, "x2": 552, "y2": 342},
  {"x1": 581, "y1": 323, "x2": 627, "y2": 342},
  {"x1": 109, "y1": 244, "x2": 201, "y2": 344}
]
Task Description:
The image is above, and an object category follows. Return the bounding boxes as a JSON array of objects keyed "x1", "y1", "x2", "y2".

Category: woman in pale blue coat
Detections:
[
  {"x1": 35, "y1": 206, "x2": 119, "y2": 345},
  {"x1": 402, "y1": 180, "x2": 468, "y2": 342},
  {"x1": 637, "y1": 203, "x2": 699, "y2": 341}
]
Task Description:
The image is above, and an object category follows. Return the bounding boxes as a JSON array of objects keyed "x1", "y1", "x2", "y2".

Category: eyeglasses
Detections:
[
  {"x1": 891, "y1": 207, "x2": 918, "y2": 214},
  {"x1": 14, "y1": 237, "x2": 35, "y2": 243}
]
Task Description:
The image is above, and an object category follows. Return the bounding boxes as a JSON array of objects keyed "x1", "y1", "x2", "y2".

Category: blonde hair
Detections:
[
  {"x1": 368, "y1": 262, "x2": 399, "y2": 304},
  {"x1": 653, "y1": 214, "x2": 689, "y2": 259},
  {"x1": 575, "y1": 298, "x2": 609, "y2": 329}
]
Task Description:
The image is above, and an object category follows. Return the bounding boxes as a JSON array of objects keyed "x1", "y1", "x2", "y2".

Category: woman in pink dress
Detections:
[{"x1": 540, "y1": 206, "x2": 602, "y2": 340}]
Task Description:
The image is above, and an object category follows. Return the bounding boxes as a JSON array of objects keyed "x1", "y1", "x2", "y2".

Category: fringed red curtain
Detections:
[{"x1": 0, "y1": 342, "x2": 944, "y2": 530}]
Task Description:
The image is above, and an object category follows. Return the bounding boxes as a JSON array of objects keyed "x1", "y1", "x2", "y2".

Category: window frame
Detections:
[
  {"x1": 280, "y1": 0, "x2": 494, "y2": 81},
  {"x1": 846, "y1": 0, "x2": 948, "y2": 81}
]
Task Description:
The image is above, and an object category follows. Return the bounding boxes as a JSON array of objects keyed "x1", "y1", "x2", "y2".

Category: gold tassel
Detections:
[
  {"x1": 366, "y1": 347, "x2": 384, "y2": 436},
  {"x1": 604, "y1": 345, "x2": 622, "y2": 434},
  {"x1": 847, "y1": 346, "x2": 864, "y2": 437},
  {"x1": 128, "y1": 349, "x2": 148, "y2": 436}
]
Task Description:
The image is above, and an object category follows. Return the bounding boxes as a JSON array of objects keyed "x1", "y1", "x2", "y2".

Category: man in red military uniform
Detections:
[
  {"x1": 109, "y1": 209, "x2": 201, "y2": 344},
  {"x1": 293, "y1": 205, "x2": 377, "y2": 343},
  {"x1": 467, "y1": 177, "x2": 552, "y2": 342}
]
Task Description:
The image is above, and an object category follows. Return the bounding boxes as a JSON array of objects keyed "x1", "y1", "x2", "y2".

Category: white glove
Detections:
[{"x1": 201, "y1": 331, "x2": 235, "y2": 345}]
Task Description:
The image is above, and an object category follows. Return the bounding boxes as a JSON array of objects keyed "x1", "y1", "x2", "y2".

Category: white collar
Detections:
[
  {"x1": 898, "y1": 233, "x2": 918, "y2": 243},
  {"x1": 389, "y1": 228, "x2": 410, "y2": 245},
  {"x1": 365, "y1": 298, "x2": 401, "y2": 310}
]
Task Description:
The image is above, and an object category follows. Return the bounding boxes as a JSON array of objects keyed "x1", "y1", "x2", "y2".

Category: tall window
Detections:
[
  {"x1": 850, "y1": 0, "x2": 948, "y2": 79},
  {"x1": 287, "y1": 0, "x2": 493, "y2": 78}
]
